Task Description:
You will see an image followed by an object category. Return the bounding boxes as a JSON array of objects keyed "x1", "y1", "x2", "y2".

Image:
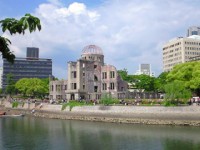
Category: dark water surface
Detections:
[{"x1": 0, "y1": 117, "x2": 200, "y2": 150}]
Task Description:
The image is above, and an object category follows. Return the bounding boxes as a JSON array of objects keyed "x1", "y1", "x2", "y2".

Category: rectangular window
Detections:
[
  {"x1": 96, "y1": 94, "x2": 100, "y2": 100},
  {"x1": 71, "y1": 83, "x2": 77, "y2": 90},
  {"x1": 83, "y1": 85, "x2": 85, "y2": 90},
  {"x1": 110, "y1": 82, "x2": 115, "y2": 90},
  {"x1": 94, "y1": 86, "x2": 98, "y2": 92},
  {"x1": 102, "y1": 83, "x2": 107, "y2": 90},
  {"x1": 94, "y1": 75, "x2": 98, "y2": 81},
  {"x1": 71, "y1": 71, "x2": 77, "y2": 78},
  {"x1": 56, "y1": 85, "x2": 61, "y2": 91},
  {"x1": 102, "y1": 72, "x2": 107, "y2": 79},
  {"x1": 51, "y1": 85, "x2": 54, "y2": 91},
  {"x1": 110, "y1": 71, "x2": 115, "y2": 78}
]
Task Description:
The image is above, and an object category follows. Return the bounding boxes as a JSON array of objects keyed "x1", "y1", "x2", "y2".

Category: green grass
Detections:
[{"x1": 61, "y1": 100, "x2": 92, "y2": 111}]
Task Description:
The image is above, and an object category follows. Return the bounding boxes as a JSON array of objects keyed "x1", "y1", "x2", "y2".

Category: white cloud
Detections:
[
  {"x1": 3, "y1": 0, "x2": 200, "y2": 78},
  {"x1": 68, "y1": 2, "x2": 86, "y2": 15}
]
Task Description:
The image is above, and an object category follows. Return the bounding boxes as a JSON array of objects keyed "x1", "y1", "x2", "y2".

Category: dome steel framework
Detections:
[{"x1": 82, "y1": 45, "x2": 103, "y2": 55}]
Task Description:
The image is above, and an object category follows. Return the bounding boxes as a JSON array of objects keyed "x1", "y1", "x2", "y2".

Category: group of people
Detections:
[{"x1": 188, "y1": 97, "x2": 200, "y2": 105}]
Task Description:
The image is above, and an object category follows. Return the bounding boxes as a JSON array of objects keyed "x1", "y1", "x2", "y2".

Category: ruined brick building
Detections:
[{"x1": 49, "y1": 45, "x2": 128, "y2": 101}]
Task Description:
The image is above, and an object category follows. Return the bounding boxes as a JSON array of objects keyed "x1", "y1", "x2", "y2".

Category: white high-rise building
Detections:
[
  {"x1": 135, "y1": 64, "x2": 154, "y2": 76},
  {"x1": 163, "y1": 35, "x2": 200, "y2": 72}
]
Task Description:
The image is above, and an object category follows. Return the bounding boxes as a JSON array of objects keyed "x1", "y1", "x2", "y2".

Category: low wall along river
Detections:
[{"x1": 1, "y1": 101, "x2": 200, "y2": 126}]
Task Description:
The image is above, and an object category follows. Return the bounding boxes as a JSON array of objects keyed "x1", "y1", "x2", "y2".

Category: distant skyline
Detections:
[{"x1": 1, "y1": 0, "x2": 200, "y2": 79}]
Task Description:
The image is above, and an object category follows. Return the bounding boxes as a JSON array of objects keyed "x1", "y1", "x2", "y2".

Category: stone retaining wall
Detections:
[{"x1": 2, "y1": 102, "x2": 200, "y2": 126}]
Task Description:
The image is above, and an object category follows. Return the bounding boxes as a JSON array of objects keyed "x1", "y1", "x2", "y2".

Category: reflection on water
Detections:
[{"x1": 0, "y1": 117, "x2": 200, "y2": 150}]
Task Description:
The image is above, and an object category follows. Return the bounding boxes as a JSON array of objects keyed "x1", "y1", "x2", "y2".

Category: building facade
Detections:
[
  {"x1": 49, "y1": 80, "x2": 67, "y2": 100},
  {"x1": 49, "y1": 45, "x2": 128, "y2": 100},
  {"x1": 187, "y1": 26, "x2": 200, "y2": 37},
  {"x1": 135, "y1": 64, "x2": 154, "y2": 76},
  {"x1": 2, "y1": 47, "x2": 52, "y2": 89},
  {"x1": 163, "y1": 35, "x2": 200, "y2": 72}
]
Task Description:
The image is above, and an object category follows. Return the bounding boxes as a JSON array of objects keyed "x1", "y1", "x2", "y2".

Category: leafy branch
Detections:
[{"x1": 0, "y1": 14, "x2": 41, "y2": 63}]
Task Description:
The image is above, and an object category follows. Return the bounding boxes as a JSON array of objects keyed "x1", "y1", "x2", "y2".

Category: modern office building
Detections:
[
  {"x1": 163, "y1": 35, "x2": 200, "y2": 72},
  {"x1": 135, "y1": 64, "x2": 154, "y2": 76},
  {"x1": 49, "y1": 45, "x2": 128, "y2": 100},
  {"x1": 187, "y1": 26, "x2": 200, "y2": 37},
  {"x1": 2, "y1": 47, "x2": 52, "y2": 89}
]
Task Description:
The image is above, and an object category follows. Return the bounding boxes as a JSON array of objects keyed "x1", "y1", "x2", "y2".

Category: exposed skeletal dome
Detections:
[{"x1": 82, "y1": 45, "x2": 103, "y2": 55}]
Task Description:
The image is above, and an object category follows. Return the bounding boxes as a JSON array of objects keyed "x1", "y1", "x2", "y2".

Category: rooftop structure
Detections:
[
  {"x1": 26, "y1": 47, "x2": 39, "y2": 59},
  {"x1": 187, "y1": 26, "x2": 200, "y2": 37}
]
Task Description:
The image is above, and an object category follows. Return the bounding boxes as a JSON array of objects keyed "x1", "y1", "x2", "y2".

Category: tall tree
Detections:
[
  {"x1": 41, "y1": 78, "x2": 50, "y2": 95},
  {"x1": 164, "y1": 81, "x2": 192, "y2": 105},
  {"x1": 0, "y1": 14, "x2": 41, "y2": 63},
  {"x1": 154, "y1": 72, "x2": 169, "y2": 92},
  {"x1": 134, "y1": 74, "x2": 156, "y2": 91},
  {"x1": 167, "y1": 61, "x2": 200, "y2": 96},
  {"x1": 5, "y1": 73, "x2": 16, "y2": 95},
  {"x1": 118, "y1": 69, "x2": 128, "y2": 80},
  {"x1": 15, "y1": 78, "x2": 47, "y2": 98}
]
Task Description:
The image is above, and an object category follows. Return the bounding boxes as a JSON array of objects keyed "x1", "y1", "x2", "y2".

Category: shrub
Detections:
[
  {"x1": 100, "y1": 94, "x2": 119, "y2": 105},
  {"x1": 163, "y1": 100, "x2": 177, "y2": 106},
  {"x1": 61, "y1": 100, "x2": 92, "y2": 111},
  {"x1": 12, "y1": 101, "x2": 19, "y2": 108},
  {"x1": 61, "y1": 103, "x2": 68, "y2": 111}
]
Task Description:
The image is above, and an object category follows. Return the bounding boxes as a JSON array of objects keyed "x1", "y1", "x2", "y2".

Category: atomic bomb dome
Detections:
[
  {"x1": 82, "y1": 45, "x2": 103, "y2": 55},
  {"x1": 50, "y1": 44, "x2": 128, "y2": 101}
]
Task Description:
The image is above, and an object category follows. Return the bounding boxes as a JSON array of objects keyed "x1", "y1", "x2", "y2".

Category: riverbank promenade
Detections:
[{"x1": 1, "y1": 101, "x2": 200, "y2": 126}]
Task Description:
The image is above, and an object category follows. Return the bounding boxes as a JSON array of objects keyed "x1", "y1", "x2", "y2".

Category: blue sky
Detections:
[{"x1": 1, "y1": 0, "x2": 200, "y2": 79}]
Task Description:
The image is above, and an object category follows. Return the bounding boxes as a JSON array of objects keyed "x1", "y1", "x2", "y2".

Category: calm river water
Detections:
[{"x1": 0, "y1": 117, "x2": 200, "y2": 150}]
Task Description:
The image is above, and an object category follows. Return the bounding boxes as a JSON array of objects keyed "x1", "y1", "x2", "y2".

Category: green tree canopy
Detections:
[
  {"x1": 0, "y1": 14, "x2": 41, "y2": 63},
  {"x1": 15, "y1": 78, "x2": 48, "y2": 98},
  {"x1": 154, "y1": 72, "x2": 168, "y2": 92},
  {"x1": 118, "y1": 69, "x2": 128, "y2": 80},
  {"x1": 118, "y1": 69, "x2": 157, "y2": 92},
  {"x1": 134, "y1": 74, "x2": 156, "y2": 91},
  {"x1": 167, "y1": 61, "x2": 200, "y2": 96}
]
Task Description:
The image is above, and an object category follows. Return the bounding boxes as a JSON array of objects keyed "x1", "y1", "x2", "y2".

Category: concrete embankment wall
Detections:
[{"x1": 2, "y1": 102, "x2": 200, "y2": 126}]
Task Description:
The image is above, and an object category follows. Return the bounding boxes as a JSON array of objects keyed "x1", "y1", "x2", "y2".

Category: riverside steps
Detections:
[{"x1": 1, "y1": 101, "x2": 200, "y2": 126}]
